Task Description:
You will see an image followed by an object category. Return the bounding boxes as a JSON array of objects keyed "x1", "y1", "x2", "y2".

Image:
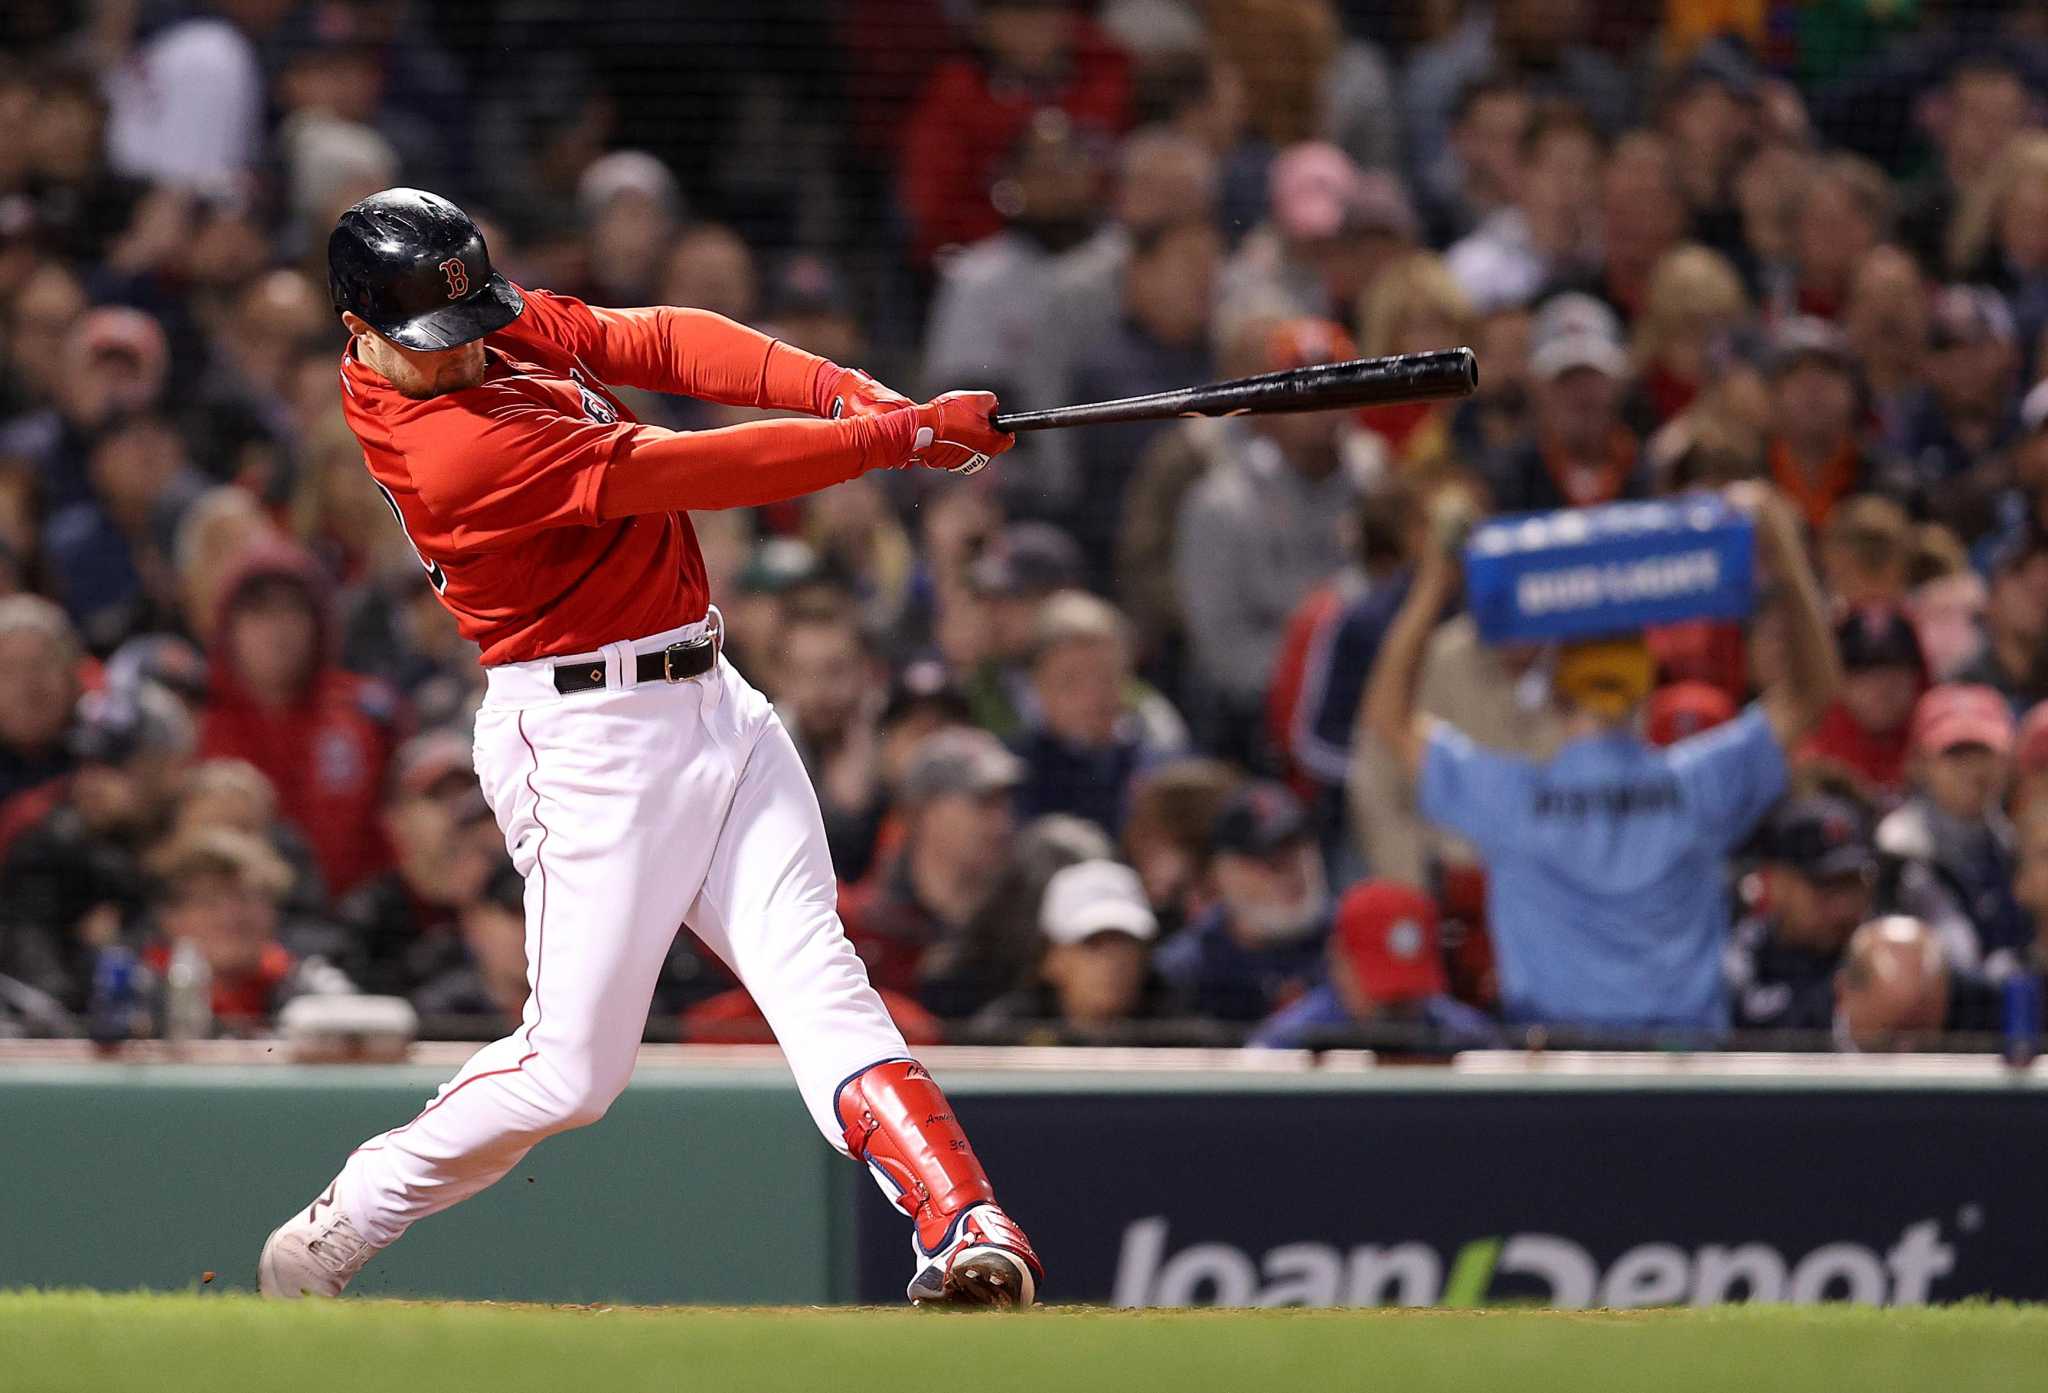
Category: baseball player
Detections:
[{"x1": 256, "y1": 188, "x2": 1041, "y2": 1307}]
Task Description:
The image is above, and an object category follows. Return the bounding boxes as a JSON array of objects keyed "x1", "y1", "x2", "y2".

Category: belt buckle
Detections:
[{"x1": 661, "y1": 636, "x2": 708, "y2": 682}]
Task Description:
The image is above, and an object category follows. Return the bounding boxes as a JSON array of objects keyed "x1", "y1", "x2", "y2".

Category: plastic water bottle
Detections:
[
  {"x1": 2002, "y1": 973, "x2": 2041, "y2": 1069},
  {"x1": 88, "y1": 944, "x2": 139, "y2": 1048},
  {"x1": 163, "y1": 940, "x2": 214, "y2": 1046}
]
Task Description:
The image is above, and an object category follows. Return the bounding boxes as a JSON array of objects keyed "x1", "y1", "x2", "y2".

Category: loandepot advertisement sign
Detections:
[
  {"x1": 851, "y1": 1087, "x2": 2043, "y2": 1306},
  {"x1": 1110, "y1": 1217, "x2": 1961, "y2": 1308}
]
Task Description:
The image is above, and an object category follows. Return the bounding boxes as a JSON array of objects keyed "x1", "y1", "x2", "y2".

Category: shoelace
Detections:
[{"x1": 305, "y1": 1218, "x2": 372, "y2": 1274}]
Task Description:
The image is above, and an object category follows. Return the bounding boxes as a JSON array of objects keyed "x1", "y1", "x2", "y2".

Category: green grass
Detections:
[{"x1": 6, "y1": 1291, "x2": 2048, "y2": 1393}]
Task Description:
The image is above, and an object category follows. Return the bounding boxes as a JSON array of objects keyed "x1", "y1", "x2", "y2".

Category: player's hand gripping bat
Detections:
[{"x1": 988, "y1": 348, "x2": 1478, "y2": 433}]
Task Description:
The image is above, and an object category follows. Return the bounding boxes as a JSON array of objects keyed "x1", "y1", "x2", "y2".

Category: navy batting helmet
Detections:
[{"x1": 328, "y1": 188, "x2": 524, "y2": 351}]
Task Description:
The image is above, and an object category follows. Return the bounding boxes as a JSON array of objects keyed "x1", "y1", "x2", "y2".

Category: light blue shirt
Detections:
[{"x1": 1417, "y1": 705, "x2": 1787, "y2": 1030}]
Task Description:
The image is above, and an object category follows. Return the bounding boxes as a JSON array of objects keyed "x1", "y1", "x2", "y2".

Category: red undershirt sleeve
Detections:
[
  {"x1": 596, "y1": 408, "x2": 916, "y2": 518},
  {"x1": 518, "y1": 288, "x2": 837, "y2": 414}
]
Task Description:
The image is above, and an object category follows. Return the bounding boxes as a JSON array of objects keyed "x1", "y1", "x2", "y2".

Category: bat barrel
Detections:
[{"x1": 991, "y1": 348, "x2": 1478, "y2": 433}]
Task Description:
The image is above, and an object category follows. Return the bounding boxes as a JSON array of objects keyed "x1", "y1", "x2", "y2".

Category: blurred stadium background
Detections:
[{"x1": 6, "y1": 0, "x2": 2048, "y2": 1318}]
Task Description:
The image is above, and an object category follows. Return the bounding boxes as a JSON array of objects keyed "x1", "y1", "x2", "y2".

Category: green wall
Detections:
[{"x1": 0, "y1": 1064, "x2": 851, "y2": 1304}]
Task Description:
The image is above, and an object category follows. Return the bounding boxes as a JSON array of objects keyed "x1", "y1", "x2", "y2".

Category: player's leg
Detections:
[
  {"x1": 260, "y1": 683, "x2": 724, "y2": 1297},
  {"x1": 683, "y1": 668, "x2": 1041, "y2": 1306}
]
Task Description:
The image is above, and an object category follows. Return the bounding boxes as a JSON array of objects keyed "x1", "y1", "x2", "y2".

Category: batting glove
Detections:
[
  {"x1": 821, "y1": 366, "x2": 914, "y2": 420},
  {"x1": 908, "y1": 391, "x2": 1014, "y2": 476}
]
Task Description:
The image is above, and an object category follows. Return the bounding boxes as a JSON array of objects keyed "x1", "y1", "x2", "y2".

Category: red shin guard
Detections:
[{"x1": 836, "y1": 1059, "x2": 995, "y2": 1252}]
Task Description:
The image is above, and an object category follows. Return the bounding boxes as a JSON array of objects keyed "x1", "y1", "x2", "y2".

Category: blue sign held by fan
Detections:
[{"x1": 1462, "y1": 497, "x2": 1757, "y2": 644}]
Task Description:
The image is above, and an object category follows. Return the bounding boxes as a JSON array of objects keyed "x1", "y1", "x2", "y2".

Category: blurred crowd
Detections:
[{"x1": 4, "y1": 0, "x2": 2048, "y2": 1052}]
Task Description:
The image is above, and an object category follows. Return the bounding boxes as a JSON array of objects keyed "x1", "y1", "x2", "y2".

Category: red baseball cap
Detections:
[
  {"x1": 1333, "y1": 881, "x2": 1446, "y2": 1005},
  {"x1": 2016, "y1": 700, "x2": 2048, "y2": 776},
  {"x1": 1911, "y1": 683, "x2": 2015, "y2": 757},
  {"x1": 1645, "y1": 680, "x2": 1737, "y2": 748}
]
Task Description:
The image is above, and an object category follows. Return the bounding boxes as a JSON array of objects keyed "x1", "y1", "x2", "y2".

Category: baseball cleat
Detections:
[
  {"x1": 257, "y1": 1187, "x2": 380, "y2": 1299},
  {"x1": 906, "y1": 1202, "x2": 1042, "y2": 1309}
]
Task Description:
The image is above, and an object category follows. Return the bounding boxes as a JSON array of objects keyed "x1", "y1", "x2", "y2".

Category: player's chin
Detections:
[{"x1": 436, "y1": 343, "x2": 488, "y2": 391}]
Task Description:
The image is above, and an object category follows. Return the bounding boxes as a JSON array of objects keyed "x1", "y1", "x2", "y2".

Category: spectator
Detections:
[
  {"x1": 0, "y1": 684, "x2": 194, "y2": 1014},
  {"x1": 164, "y1": 756, "x2": 325, "y2": 921},
  {"x1": 957, "y1": 520, "x2": 1085, "y2": 740},
  {"x1": 1010, "y1": 591, "x2": 1180, "y2": 837},
  {"x1": 2018, "y1": 703, "x2": 2048, "y2": 817},
  {"x1": 1355, "y1": 253, "x2": 1477, "y2": 472},
  {"x1": 1121, "y1": 757, "x2": 1242, "y2": 939},
  {"x1": 0, "y1": 307, "x2": 169, "y2": 515},
  {"x1": 772, "y1": 609, "x2": 889, "y2": 880},
  {"x1": 1843, "y1": 246, "x2": 1932, "y2": 455},
  {"x1": 1268, "y1": 473, "x2": 1425, "y2": 798},
  {"x1": 1762, "y1": 317, "x2": 1902, "y2": 531},
  {"x1": 1402, "y1": 0, "x2": 1632, "y2": 211},
  {"x1": 0, "y1": 595, "x2": 81, "y2": 803},
  {"x1": 1644, "y1": 681, "x2": 1736, "y2": 749},
  {"x1": 1817, "y1": 496, "x2": 1913, "y2": 609},
  {"x1": 1586, "y1": 132, "x2": 1692, "y2": 324},
  {"x1": 579, "y1": 150, "x2": 685, "y2": 306},
  {"x1": 141, "y1": 826, "x2": 354, "y2": 1035},
  {"x1": 1249, "y1": 879, "x2": 1497, "y2": 1049},
  {"x1": 1154, "y1": 781, "x2": 1331, "y2": 1023},
  {"x1": 1445, "y1": 104, "x2": 1603, "y2": 314},
  {"x1": 1174, "y1": 318, "x2": 1372, "y2": 751},
  {"x1": 1779, "y1": 153, "x2": 1894, "y2": 323},
  {"x1": 1046, "y1": 127, "x2": 1218, "y2": 382},
  {"x1": 1878, "y1": 685, "x2": 2027, "y2": 980},
  {"x1": 1902, "y1": 285, "x2": 2022, "y2": 502},
  {"x1": 21, "y1": 62, "x2": 147, "y2": 266},
  {"x1": 1728, "y1": 794, "x2": 1879, "y2": 1032},
  {"x1": 172, "y1": 484, "x2": 277, "y2": 645},
  {"x1": 1, "y1": 261, "x2": 86, "y2": 417},
  {"x1": 659, "y1": 223, "x2": 758, "y2": 328},
  {"x1": 1366, "y1": 481, "x2": 1839, "y2": 1030},
  {"x1": 1833, "y1": 916, "x2": 1950, "y2": 1051},
  {"x1": 1484, "y1": 293, "x2": 1643, "y2": 512},
  {"x1": 102, "y1": 0, "x2": 273, "y2": 194},
  {"x1": 1654, "y1": 37, "x2": 1764, "y2": 265},
  {"x1": 44, "y1": 413, "x2": 203, "y2": 651},
  {"x1": 1897, "y1": 56, "x2": 2034, "y2": 274},
  {"x1": 197, "y1": 543, "x2": 399, "y2": 899},
  {"x1": 1630, "y1": 245, "x2": 1752, "y2": 433},
  {"x1": 1204, "y1": 0, "x2": 1400, "y2": 175},
  {"x1": 839, "y1": 728, "x2": 1023, "y2": 997},
  {"x1": 978, "y1": 858, "x2": 1164, "y2": 1033},
  {"x1": 336, "y1": 730, "x2": 497, "y2": 999},
  {"x1": 1798, "y1": 605, "x2": 1929, "y2": 806},
  {"x1": 1218, "y1": 141, "x2": 1419, "y2": 328},
  {"x1": 1417, "y1": 69, "x2": 1531, "y2": 245},
  {"x1": 898, "y1": 0, "x2": 1130, "y2": 264},
  {"x1": 1952, "y1": 533, "x2": 2048, "y2": 715},
  {"x1": 411, "y1": 858, "x2": 529, "y2": 1029},
  {"x1": 1947, "y1": 132, "x2": 2048, "y2": 349},
  {"x1": 921, "y1": 110, "x2": 1106, "y2": 477},
  {"x1": 1066, "y1": 212, "x2": 1224, "y2": 572}
]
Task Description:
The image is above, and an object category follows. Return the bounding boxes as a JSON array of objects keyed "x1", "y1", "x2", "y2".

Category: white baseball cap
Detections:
[
  {"x1": 1038, "y1": 860, "x2": 1158, "y2": 946},
  {"x1": 2022, "y1": 377, "x2": 2048, "y2": 436}
]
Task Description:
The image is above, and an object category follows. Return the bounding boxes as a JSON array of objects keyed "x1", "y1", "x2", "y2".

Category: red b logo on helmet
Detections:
[{"x1": 438, "y1": 257, "x2": 469, "y2": 299}]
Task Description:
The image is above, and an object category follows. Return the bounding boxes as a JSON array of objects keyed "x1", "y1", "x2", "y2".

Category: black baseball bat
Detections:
[{"x1": 988, "y1": 347, "x2": 1478, "y2": 433}]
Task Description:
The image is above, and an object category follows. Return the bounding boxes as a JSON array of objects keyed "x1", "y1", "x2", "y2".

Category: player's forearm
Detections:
[
  {"x1": 588, "y1": 305, "x2": 837, "y2": 415},
  {"x1": 596, "y1": 411, "x2": 910, "y2": 518}
]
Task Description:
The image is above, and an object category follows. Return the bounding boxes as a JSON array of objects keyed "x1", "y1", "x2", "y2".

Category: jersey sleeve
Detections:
[
  {"x1": 401, "y1": 386, "x2": 913, "y2": 548},
  {"x1": 1666, "y1": 703, "x2": 1789, "y2": 852},
  {"x1": 1415, "y1": 723, "x2": 1535, "y2": 858},
  {"x1": 506, "y1": 285, "x2": 833, "y2": 414}
]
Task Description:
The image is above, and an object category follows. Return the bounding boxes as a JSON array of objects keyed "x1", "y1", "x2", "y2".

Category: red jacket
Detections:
[
  {"x1": 898, "y1": 27, "x2": 1131, "y2": 262},
  {"x1": 198, "y1": 544, "x2": 401, "y2": 898}
]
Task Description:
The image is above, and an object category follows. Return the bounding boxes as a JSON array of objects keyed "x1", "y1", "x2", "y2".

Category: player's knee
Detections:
[{"x1": 531, "y1": 1064, "x2": 627, "y2": 1132}]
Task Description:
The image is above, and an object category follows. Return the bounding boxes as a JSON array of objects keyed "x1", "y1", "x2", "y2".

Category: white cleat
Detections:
[
  {"x1": 257, "y1": 1187, "x2": 380, "y2": 1299},
  {"x1": 906, "y1": 1202, "x2": 1042, "y2": 1309}
]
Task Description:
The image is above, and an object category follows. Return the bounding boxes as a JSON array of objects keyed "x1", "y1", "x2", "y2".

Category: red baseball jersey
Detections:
[{"x1": 339, "y1": 285, "x2": 874, "y2": 665}]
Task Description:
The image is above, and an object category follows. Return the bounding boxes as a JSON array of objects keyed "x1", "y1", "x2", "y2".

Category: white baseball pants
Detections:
[{"x1": 331, "y1": 617, "x2": 909, "y2": 1248}]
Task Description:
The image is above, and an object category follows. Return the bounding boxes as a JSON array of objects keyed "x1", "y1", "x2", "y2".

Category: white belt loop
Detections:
[{"x1": 606, "y1": 638, "x2": 636, "y2": 691}]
